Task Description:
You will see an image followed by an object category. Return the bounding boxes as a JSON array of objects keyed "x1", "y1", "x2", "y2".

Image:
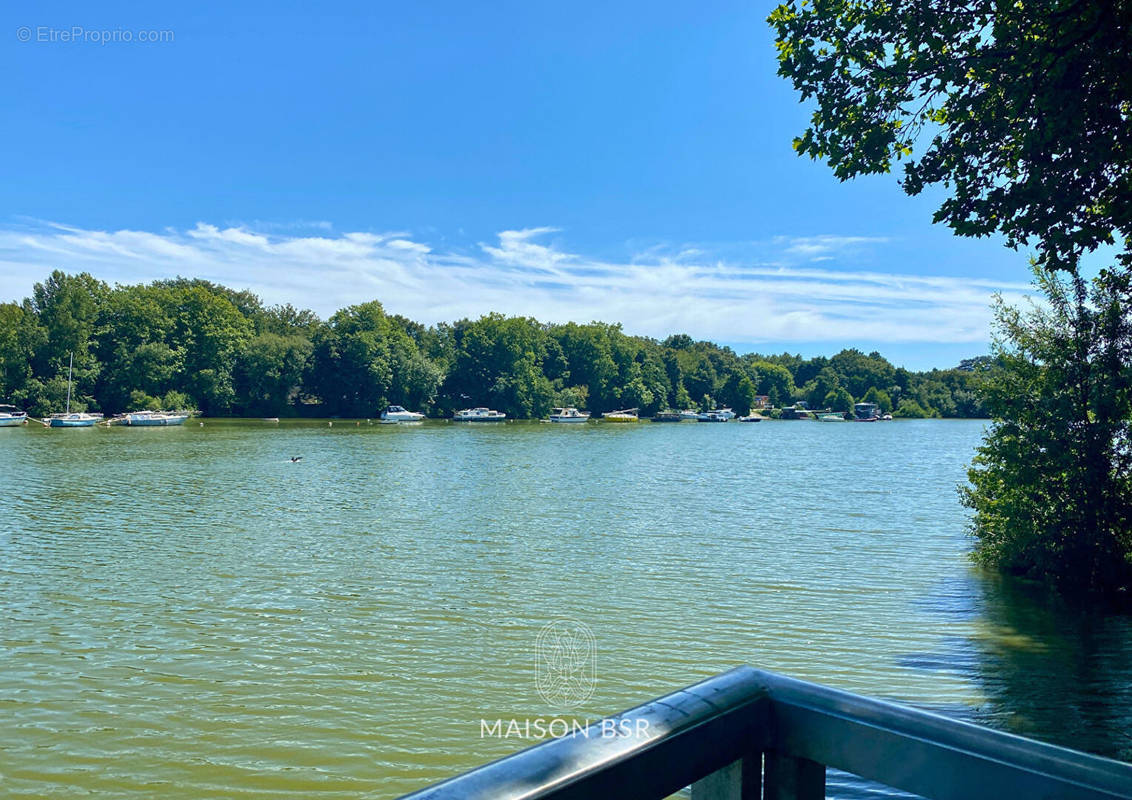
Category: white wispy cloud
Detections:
[
  {"x1": 779, "y1": 234, "x2": 889, "y2": 258},
  {"x1": 0, "y1": 220, "x2": 1030, "y2": 346}
]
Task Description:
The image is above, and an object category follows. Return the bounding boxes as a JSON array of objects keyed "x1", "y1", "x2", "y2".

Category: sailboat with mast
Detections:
[{"x1": 48, "y1": 353, "x2": 101, "y2": 428}]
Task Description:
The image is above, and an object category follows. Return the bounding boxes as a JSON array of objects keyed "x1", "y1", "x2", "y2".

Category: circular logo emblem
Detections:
[{"x1": 535, "y1": 618, "x2": 596, "y2": 710}]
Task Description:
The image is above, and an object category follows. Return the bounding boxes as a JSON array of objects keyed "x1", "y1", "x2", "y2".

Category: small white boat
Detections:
[
  {"x1": 679, "y1": 409, "x2": 701, "y2": 421},
  {"x1": 548, "y1": 407, "x2": 590, "y2": 423},
  {"x1": 737, "y1": 414, "x2": 764, "y2": 422},
  {"x1": 0, "y1": 404, "x2": 28, "y2": 427},
  {"x1": 380, "y1": 405, "x2": 425, "y2": 422},
  {"x1": 123, "y1": 410, "x2": 190, "y2": 426},
  {"x1": 817, "y1": 412, "x2": 847, "y2": 422},
  {"x1": 603, "y1": 409, "x2": 639, "y2": 422},
  {"x1": 711, "y1": 408, "x2": 736, "y2": 420},
  {"x1": 453, "y1": 407, "x2": 507, "y2": 421},
  {"x1": 49, "y1": 412, "x2": 101, "y2": 428}
]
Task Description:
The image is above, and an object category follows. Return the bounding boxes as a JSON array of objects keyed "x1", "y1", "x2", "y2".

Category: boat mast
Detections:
[{"x1": 65, "y1": 351, "x2": 73, "y2": 414}]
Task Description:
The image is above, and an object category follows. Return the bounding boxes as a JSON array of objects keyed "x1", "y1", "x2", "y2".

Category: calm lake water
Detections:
[{"x1": 2, "y1": 419, "x2": 1131, "y2": 798}]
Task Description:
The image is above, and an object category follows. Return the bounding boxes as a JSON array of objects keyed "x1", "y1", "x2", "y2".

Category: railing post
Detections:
[
  {"x1": 690, "y1": 754, "x2": 762, "y2": 800},
  {"x1": 764, "y1": 752, "x2": 825, "y2": 800}
]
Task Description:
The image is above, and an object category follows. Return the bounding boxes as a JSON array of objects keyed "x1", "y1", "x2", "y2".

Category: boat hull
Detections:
[
  {"x1": 549, "y1": 417, "x2": 589, "y2": 423},
  {"x1": 127, "y1": 416, "x2": 188, "y2": 426},
  {"x1": 49, "y1": 418, "x2": 97, "y2": 428},
  {"x1": 453, "y1": 417, "x2": 506, "y2": 422},
  {"x1": 0, "y1": 416, "x2": 27, "y2": 427}
]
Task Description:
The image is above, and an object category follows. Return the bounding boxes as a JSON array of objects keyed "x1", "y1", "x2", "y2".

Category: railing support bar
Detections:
[
  {"x1": 764, "y1": 751, "x2": 825, "y2": 800},
  {"x1": 690, "y1": 753, "x2": 762, "y2": 800}
]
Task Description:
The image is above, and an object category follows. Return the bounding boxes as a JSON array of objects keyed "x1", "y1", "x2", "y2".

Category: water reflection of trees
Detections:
[{"x1": 967, "y1": 571, "x2": 1132, "y2": 762}]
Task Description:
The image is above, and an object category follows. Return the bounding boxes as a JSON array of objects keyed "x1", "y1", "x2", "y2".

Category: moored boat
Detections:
[
  {"x1": 679, "y1": 409, "x2": 701, "y2": 421},
  {"x1": 380, "y1": 405, "x2": 425, "y2": 422},
  {"x1": 122, "y1": 410, "x2": 190, "y2": 426},
  {"x1": 817, "y1": 412, "x2": 847, "y2": 422},
  {"x1": 652, "y1": 411, "x2": 683, "y2": 422},
  {"x1": 548, "y1": 407, "x2": 590, "y2": 423},
  {"x1": 453, "y1": 407, "x2": 507, "y2": 421},
  {"x1": 853, "y1": 402, "x2": 881, "y2": 421},
  {"x1": 603, "y1": 408, "x2": 639, "y2": 422},
  {"x1": 0, "y1": 404, "x2": 28, "y2": 427},
  {"x1": 697, "y1": 411, "x2": 730, "y2": 422},
  {"x1": 49, "y1": 412, "x2": 101, "y2": 428},
  {"x1": 737, "y1": 414, "x2": 764, "y2": 422},
  {"x1": 47, "y1": 352, "x2": 101, "y2": 427}
]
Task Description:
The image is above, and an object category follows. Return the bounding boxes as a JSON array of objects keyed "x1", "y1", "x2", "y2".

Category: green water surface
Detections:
[{"x1": 2, "y1": 419, "x2": 1130, "y2": 798}]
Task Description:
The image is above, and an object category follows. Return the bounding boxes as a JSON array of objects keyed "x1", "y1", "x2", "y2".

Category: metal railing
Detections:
[{"x1": 398, "y1": 666, "x2": 1132, "y2": 800}]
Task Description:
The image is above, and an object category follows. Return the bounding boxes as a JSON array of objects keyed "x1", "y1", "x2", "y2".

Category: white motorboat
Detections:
[
  {"x1": 697, "y1": 411, "x2": 730, "y2": 422},
  {"x1": 737, "y1": 414, "x2": 764, "y2": 422},
  {"x1": 548, "y1": 407, "x2": 590, "y2": 423},
  {"x1": 679, "y1": 409, "x2": 701, "y2": 420},
  {"x1": 0, "y1": 404, "x2": 28, "y2": 427},
  {"x1": 380, "y1": 405, "x2": 425, "y2": 422},
  {"x1": 453, "y1": 407, "x2": 507, "y2": 421}
]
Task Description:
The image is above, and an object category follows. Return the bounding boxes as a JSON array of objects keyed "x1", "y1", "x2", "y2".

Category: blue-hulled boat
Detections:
[{"x1": 49, "y1": 412, "x2": 101, "y2": 428}]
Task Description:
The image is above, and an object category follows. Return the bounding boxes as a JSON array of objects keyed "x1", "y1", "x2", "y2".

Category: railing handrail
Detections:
[{"x1": 398, "y1": 666, "x2": 1132, "y2": 800}]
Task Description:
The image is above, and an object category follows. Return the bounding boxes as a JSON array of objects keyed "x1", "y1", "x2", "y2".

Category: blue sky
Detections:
[{"x1": 1, "y1": 1, "x2": 1038, "y2": 369}]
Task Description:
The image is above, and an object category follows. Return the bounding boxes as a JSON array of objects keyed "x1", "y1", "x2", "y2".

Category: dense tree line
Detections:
[{"x1": 0, "y1": 271, "x2": 989, "y2": 419}]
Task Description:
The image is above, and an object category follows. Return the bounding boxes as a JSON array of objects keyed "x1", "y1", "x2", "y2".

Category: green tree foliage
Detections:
[
  {"x1": 962, "y1": 271, "x2": 1132, "y2": 598},
  {"x1": 309, "y1": 301, "x2": 439, "y2": 417},
  {"x1": 894, "y1": 398, "x2": 931, "y2": 418},
  {"x1": 823, "y1": 386, "x2": 854, "y2": 413},
  {"x1": 0, "y1": 273, "x2": 992, "y2": 420},
  {"x1": 769, "y1": 0, "x2": 1132, "y2": 274},
  {"x1": 235, "y1": 333, "x2": 314, "y2": 416},
  {"x1": 441, "y1": 314, "x2": 555, "y2": 419},
  {"x1": 862, "y1": 386, "x2": 893, "y2": 415},
  {"x1": 0, "y1": 302, "x2": 44, "y2": 406},
  {"x1": 29, "y1": 271, "x2": 108, "y2": 411}
]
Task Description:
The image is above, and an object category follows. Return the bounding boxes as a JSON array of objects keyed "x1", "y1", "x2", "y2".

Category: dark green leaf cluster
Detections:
[{"x1": 769, "y1": 0, "x2": 1132, "y2": 272}]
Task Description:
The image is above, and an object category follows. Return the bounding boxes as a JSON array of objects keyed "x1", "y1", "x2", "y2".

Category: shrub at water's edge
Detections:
[{"x1": 962, "y1": 269, "x2": 1132, "y2": 601}]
